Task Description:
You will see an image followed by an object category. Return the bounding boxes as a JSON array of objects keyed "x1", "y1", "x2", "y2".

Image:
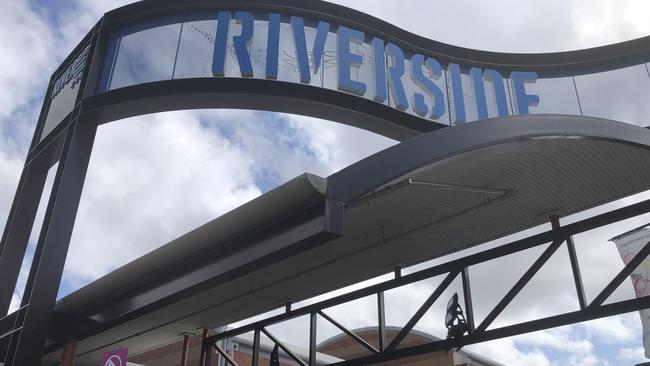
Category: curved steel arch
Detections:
[
  {"x1": 28, "y1": 0, "x2": 649, "y2": 150},
  {"x1": 79, "y1": 78, "x2": 442, "y2": 141},
  {"x1": 43, "y1": 0, "x2": 647, "y2": 148},
  {"x1": 99, "y1": 0, "x2": 650, "y2": 77}
]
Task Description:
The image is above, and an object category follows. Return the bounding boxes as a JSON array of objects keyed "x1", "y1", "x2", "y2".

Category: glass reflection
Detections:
[
  {"x1": 526, "y1": 76, "x2": 581, "y2": 115},
  {"x1": 43, "y1": 79, "x2": 80, "y2": 138},
  {"x1": 173, "y1": 17, "x2": 218, "y2": 79},
  {"x1": 109, "y1": 22, "x2": 181, "y2": 89},
  {"x1": 575, "y1": 64, "x2": 650, "y2": 126},
  {"x1": 321, "y1": 30, "x2": 338, "y2": 91},
  {"x1": 99, "y1": 13, "x2": 650, "y2": 129}
]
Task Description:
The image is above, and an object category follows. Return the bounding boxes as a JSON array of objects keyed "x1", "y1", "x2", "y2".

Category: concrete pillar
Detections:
[
  {"x1": 180, "y1": 334, "x2": 191, "y2": 366},
  {"x1": 60, "y1": 339, "x2": 78, "y2": 366}
]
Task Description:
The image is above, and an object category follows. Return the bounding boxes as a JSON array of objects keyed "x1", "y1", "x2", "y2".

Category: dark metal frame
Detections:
[
  {"x1": 205, "y1": 199, "x2": 650, "y2": 366},
  {"x1": 1, "y1": 0, "x2": 650, "y2": 365}
]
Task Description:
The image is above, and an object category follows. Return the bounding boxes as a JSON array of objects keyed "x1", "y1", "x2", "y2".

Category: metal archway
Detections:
[{"x1": 1, "y1": 0, "x2": 650, "y2": 365}]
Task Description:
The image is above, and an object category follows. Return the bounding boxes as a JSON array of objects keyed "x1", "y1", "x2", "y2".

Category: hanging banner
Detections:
[{"x1": 612, "y1": 225, "x2": 650, "y2": 359}]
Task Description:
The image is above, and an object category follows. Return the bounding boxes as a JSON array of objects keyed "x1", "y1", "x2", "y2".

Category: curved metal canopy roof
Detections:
[{"x1": 42, "y1": 115, "x2": 650, "y2": 365}]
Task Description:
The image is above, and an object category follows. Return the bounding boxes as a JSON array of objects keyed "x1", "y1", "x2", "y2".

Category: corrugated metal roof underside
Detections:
[
  {"x1": 335, "y1": 138, "x2": 650, "y2": 270},
  {"x1": 227, "y1": 137, "x2": 650, "y2": 325}
]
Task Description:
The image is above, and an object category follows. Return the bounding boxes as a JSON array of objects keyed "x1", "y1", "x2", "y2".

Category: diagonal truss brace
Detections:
[{"x1": 203, "y1": 199, "x2": 650, "y2": 366}]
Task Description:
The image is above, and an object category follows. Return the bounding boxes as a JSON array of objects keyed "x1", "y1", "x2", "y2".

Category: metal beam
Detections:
[
  {"x1": 199, "y1": 328, "x2": 209, "y2": 366},
  {"x1": 566, "y1": 236, "x2": 587, "y2": 309},
  {"x1": 309, "y1": 313, "x2": 317, "y2": 366},
  {"x1": 377, "y1": 292, "x2": 386, "y2": 352},
  {"x1": 0, "y1": 163, "x2": 49, "y2": 316},
  {"x1": 475, "y1": 239, "x2": 564, "y2": 333},
  {"x1": 6, "y1": 117, "x2": 97, "y2": 366},
  {"x1": 318, "y1": 311, "x2": 379, "y2": 355},
  {"x1": 207, "y1": 198, "x2": 650, "y2": 346},
  {"x1": 589, "y1": 239, "x2": 650, "y2": 307},
  {"x1": 252, "y1": 329, "x2": 260, "y2": 366},
  {"x1": 385, "y1": 271, "x2": 458, "y2": 352},
  {"x1": 261, "y1": 328, "x2": 307, "y2": 366},
  {"x1": 214, "y1": 343, "x2": 240, "y2": 366},
  {"x1": 329, "y1": 295, "x2": 650, "y2": 366},
  {"x1": 461, "y1": 268, "x2": 475, "y2": 332}
]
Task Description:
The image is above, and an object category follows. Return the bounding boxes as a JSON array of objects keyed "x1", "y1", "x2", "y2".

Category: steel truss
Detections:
[{"x1": 203, "y1": 198, "x2": 650, "y2": 366}]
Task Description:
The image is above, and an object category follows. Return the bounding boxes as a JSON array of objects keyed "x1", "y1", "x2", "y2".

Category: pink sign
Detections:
[{"x1": 99, "y1": 348, "x2": 128, "y2": 366}]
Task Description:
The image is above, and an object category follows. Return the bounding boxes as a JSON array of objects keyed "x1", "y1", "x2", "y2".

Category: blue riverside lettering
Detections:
[{"x1": 210, "y1": 13, "x2": 538, "y2": 121}]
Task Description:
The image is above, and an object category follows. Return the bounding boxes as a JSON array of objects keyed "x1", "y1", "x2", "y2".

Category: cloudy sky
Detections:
[{"x1": 2, "y1": 0, "x2": 650, "y2": 365}]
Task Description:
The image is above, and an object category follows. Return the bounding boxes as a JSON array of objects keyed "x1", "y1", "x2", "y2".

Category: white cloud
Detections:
[
  {"x1": 514, "y1": 328, "x2": 593, "y2": 355},
  {"x1": 0, "y1": 1, "x2": 54, "y2": 121},
  {"x1": 581, "y1": 313, "x2": 641, "y2": 344},
  {"x1": 469, "y1": 339, "x2": 552, "y2": 366},
  {"x1": 329, "y1": 0, "x2": 650, "y2": 52},
  {"x1": 64, "y1": 111, "x2": 264, "y2": 284},
  {"x1": 619, "y1": 346, "x2": 646, "y2": 361},
  {"x1": 286, "y1": 114, "x2": 397, "y2": 173}
]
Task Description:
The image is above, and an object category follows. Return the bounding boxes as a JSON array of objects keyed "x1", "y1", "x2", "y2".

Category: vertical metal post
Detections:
[
  {"x1": 571, "y1": 76, "x2": 584, "y2": 116},
  {"x1": 252, "y1": 329, "x2": 261, "y2": 366},
  {"x1": 550, "y1": 215, "x2": 560, "y2": 232},
  {"x1": 199, "y1": 328, "x2": 209, "y2": 366},
  {"x1": 180, "y1": 334, "x2": 191, "y2": 366},
  {"x1": 60, "y1": 339, "x2": 78, "y2": 366},
  {"x1": 309, "y1": 313, "x2": 317, "y2": 365},
  {"x1": 0, "y1": 164, "x2": 49, "y2": 316},
  {"x1": 204, "y1": 344, "x2": 213, "y2": 366},
  {"x1": 7, "y1": 117, "x2": 97, "y2": 366},
  {"x1": 461, "y1": 267, "x2": 475, "y2": 332},
  {"x1": 377, "y1": 291, "x2": 386, "y2": 352},
  {"x1": 566, "y1": 236, "x2": 587, "y2": 309}
]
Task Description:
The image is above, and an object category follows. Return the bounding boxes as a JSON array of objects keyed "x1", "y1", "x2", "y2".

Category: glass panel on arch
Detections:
[
  {"x1": 321, "y1": 30, "x2": 339, "y2": 91},
  {"x1": 276, "y1": 22, "x2": 326, "y2": 88},
  {"x1": 522, "y1": 76, "x2": 581, "y2": 116},
  {"x1": 447, "y1": 71, "x2": 478, "y2": 124},
  {"x1": 108, "y1": 21, "x2": 181, "y2": 89},
  {"x1": 173, "y1": 16, "x2": 218, "y2": 79},
  {"x1": 574, "y1": 64, "x2": 650, "y2": 127},
  {"x1": 42, "y1": 44, "x2": 90, "y2": 139}
]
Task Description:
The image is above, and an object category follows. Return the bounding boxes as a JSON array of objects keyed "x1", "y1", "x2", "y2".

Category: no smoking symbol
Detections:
[{"x1": 104, "y1": 355, "x2": 123, "y2": 366}]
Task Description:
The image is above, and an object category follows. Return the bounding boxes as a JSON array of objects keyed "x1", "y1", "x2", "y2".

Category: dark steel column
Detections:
[
  {"x1": 0, "y1": 163, "x2": 49, "y2": 316},
  {"x1": 252, "y1": 329, "x2": 261, "y2": 366},
  {"x1": 377, "y1": 291, "x2": 386, "y2": 351},
  {"x1": 7, "y1": 117, "x2": 97, "y2": 366},
  {"x1": 309, "y1": 313, "x2": 317, "y2": 366},
  {"x1": 461, "y1": 268, "x2": 475, "y2": 332}
]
